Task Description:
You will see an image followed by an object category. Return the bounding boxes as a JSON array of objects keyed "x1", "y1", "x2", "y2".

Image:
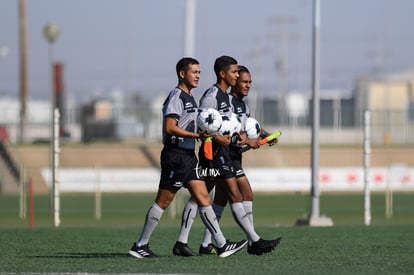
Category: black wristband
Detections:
[{"x1": 260, "y1": 131, "x2": 269, "y2": 138}]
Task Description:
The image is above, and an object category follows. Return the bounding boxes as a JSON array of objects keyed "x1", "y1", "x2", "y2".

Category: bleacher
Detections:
[{"x1": 2, "y1": 141, "x2": 414, "y2": 194}]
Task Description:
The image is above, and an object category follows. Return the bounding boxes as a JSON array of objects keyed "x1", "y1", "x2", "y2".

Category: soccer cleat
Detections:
[
  {"x1": 199, "y1": 243, "x2": 218, "y2": 255},
  {"x1": 129, "y1": 243, "x2": 156, "y2": 259},
  {"x1": 272, "y1": 237, "x2": 282, "y2": 247},
  {"x1": 248, "y1": 237, "x2": 282, "y2": 256},
  {"x1": 172, "y1": 241, "x2": 198, "y2": 257},
  {"x1": 217, "y1": 240, "x2": 248, "y2": 258}
]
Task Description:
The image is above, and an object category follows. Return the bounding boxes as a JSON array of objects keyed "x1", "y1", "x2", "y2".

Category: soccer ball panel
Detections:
[
  {"x1": 230, "y1": 113, "x2": 242, "y2": 133},
  {"x1": 197, "y1": 108, "x2": 223, "y2": 134},
  {"x1": 218, "y1": 115, "x2": 234, "y2": 136},
  {"x1": 245, "y1": 117, "x2": 261, "y2": 138}
]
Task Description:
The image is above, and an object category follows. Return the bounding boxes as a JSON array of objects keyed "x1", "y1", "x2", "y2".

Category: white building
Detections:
[{"x1": 0, "y1": 94, "x2": 80, "y2": 143}]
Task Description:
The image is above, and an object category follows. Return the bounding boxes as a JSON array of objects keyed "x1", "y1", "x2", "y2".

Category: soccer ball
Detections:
[
  {"x1": 197, "y1": 108, "x2": 222, "y2": 134},
  {"x1": 218, "y1": 115, "x2": 235, "y2": 136},
  {"x1": 244, "y1": 117, "x2": 261, "y2": 138},
  {"x1": 230, "y1": 113, "x2": 242, "y2": 133}
]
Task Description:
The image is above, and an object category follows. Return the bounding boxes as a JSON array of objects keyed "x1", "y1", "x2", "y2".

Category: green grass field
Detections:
[{"x1": 1, "y1": 193, "x2": 413, "y2": 274}]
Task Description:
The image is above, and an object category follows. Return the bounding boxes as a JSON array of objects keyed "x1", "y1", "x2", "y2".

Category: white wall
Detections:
[{"x1": 41, "y1": 166, "x2": 414, "y2": 193}]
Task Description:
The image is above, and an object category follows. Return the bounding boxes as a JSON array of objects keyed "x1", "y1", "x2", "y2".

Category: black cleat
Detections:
[
  {"x1": 217, "y1": 240, "x2": 248, "y2": 258},
  {"x1": 248, "y1": 237, "x2": 282, "y2": 255},
  {"x1": 173, "y1": 241, "x2": 198, "y2": 257},
  {"x1": 129, "y1": 243, "x2": 157, "y2": 259},
  {"x1": 199, "y1": 243, "x2": 218, "y2": 255}
]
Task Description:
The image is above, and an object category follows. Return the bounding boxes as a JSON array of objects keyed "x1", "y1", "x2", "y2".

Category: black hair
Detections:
[
  {"x1": 213, "y1": 55, "x2": 237, "y2": 78},
  {"x1": 237, "y1": 65, "x2": 250, "y2": 74},
  {"x1": 176, "y1": 57, "x2": 199, "y2": 77}
]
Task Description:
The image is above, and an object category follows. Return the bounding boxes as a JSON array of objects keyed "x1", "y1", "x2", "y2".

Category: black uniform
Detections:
[
  {"x1": 199, "y1": 85, "x2": 235, "y2": 179},
  {"x1": 229, "y1": 93, "x2": 250, "y2": 178},
  {"x1": 159, "y1": 87, "x2": 202, "y2": 191}
]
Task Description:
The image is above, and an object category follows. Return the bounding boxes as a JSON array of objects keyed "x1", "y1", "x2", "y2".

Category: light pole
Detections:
[
  {"x1": 296, "y1": 0, "x2": 333, "y2": 227},
  {"x1": 267, "y1": 16, "x2": 297, "y2": 126},
  {"x1": 43, "y1": 22, "x2": 60, "y2": 227},
  {"x1": 19, "y1": 0, "x2": 28, "y2": 144},
  {"x1": 43, "y1": 23, "x2": 60, "y2": 109},
  {"x1": 184, "y1": 0, "x2": 196, "y2": 57}
]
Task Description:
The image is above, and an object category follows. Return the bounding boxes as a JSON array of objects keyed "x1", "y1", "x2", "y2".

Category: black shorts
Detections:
[
  {"x1": 231, "y1": 157, "x2": 245, "y2": 178},
  {"x1": 199, "y1": 144, "x2": 235, "y2": 180},
  {"x1": 159, "y1": 147, "x2": 203, "y2": 191},
  {"x1": 229, "y1": 146, "x2": 245, "y2": 178}
]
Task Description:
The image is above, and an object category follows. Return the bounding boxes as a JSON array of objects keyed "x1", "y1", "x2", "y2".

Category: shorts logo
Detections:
[
  {"x1": 195, "y1": 163, "x2": 220, "y2": 179},
  {"x1": 173, "y1": 181, "x2": 183, "y2": 188}
]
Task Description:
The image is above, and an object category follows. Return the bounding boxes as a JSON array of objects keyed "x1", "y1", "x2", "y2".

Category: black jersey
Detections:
[
  {"x1": 199, "y1": 85, "x2": 233, "y2": 118},
  {"x1": 162, "y1": 87, "x2": 198, "y2": 150},
  {"x1": 229, "y1": 93, "x2": 250, "y2": 129}
]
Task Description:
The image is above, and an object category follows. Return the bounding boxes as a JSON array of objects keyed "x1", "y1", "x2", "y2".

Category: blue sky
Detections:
[{"x1": 1, "y1": 0, "x2": 413, "y2": 103}]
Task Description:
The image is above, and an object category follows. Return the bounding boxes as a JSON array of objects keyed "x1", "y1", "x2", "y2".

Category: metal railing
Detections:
[{"x1": 1, "y1": 107, "x2": 413, "y2": 145}]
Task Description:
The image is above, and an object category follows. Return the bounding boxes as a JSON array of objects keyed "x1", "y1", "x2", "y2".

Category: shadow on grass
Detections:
[{"x1": 28, "y1": 252, "x2": 130, "y2": 259}]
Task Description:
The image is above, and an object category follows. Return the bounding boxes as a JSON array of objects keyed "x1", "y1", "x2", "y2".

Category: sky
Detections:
[{"x1": 1, "y1": 0, "x2": 414, "y2": 104}]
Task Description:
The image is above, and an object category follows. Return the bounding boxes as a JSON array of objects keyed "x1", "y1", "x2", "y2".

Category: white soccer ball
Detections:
[
  {"x1": 244, "y1": 117, "x2": 261, "y2": 138},
  {"x1": 197, "y1": 108, "x2": 222, "y2": 134},
  {"x1": 218, "y1": 115, "x2": 235, "y2": 136},
  {"x1": 230, "y1": 113, "x2": 242, "y2": 133}
]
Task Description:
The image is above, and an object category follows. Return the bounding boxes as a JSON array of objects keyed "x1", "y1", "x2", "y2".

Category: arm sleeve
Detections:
[{"x1": 199, "y1": 95, "x2": 217, "y2": 109}]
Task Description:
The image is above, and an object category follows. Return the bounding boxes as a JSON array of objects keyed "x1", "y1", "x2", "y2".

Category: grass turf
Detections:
[
  {"x1": 1, "y1": 193, "x2": 413, "y2": 274},
  {"x1": 1, "y1": 226, "x2": 414, "y2": 274}
]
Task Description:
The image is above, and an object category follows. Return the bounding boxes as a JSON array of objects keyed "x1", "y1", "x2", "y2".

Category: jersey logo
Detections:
[
  {"x1": 184, "y1": 102, "x2": 196, "y2": 113},
  {"x1": 219, "y1": 102, "x2": 229, "y2": 110},
  {"x1": 185, "y1": 102, "x2": 194, "y2": 109}
]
